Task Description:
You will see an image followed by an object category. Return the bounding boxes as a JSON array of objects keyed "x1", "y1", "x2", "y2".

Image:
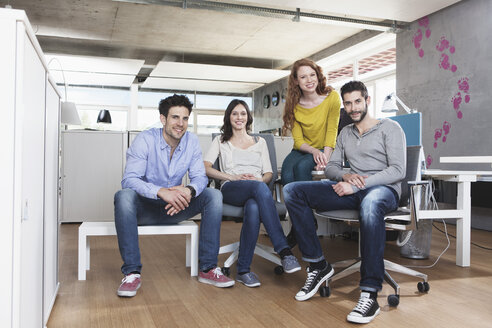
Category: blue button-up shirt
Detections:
[{"x1": 122, "y1": 128, "x2": 208, "y2": 199}]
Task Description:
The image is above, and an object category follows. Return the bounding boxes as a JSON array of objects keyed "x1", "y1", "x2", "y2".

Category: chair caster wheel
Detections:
[
  {"x1": 388, "y1": 294, "x2": 399, "y2": 307},
  {"x1": 274, "y1": 265, "x2": 284, "y2": 275},
  {"x1": 417, "y1": 281, "x2": 430, "y2": 293},
  {"x1": 222, "y1": 267, "x2": 231, "y2": 277},
  {"x1": 319, "y1": 286, "x2": 331, "y2": 297}
]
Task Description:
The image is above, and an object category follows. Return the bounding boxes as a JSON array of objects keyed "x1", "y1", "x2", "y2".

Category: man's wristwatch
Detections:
[{"x1": 185, "y1": 185, "x2": 196, "y2": 198}]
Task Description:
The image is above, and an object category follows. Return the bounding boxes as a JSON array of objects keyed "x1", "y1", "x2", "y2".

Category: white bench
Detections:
[{"x1": 78, "y1": 221, "x2": 199, "y2": 280}]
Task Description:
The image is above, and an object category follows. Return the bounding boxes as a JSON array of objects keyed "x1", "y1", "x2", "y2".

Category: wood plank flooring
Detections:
[{"x1": 48, "y1": 221, "x2": 492, "y2": 327}]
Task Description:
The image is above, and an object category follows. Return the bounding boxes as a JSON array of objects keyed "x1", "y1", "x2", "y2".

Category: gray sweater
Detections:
[{"x1": 325, "y1": 119, "x2": 406, "y2": 198}]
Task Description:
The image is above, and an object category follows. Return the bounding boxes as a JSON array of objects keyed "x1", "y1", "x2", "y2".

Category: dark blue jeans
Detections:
[
  {"x1": 114, "y1": 188, "x2": 223, "y2": 274},
  {"x1": 221, "y1": 180, "x2": 289, "y2": 273},
  {"x1": 283, "y1": 180, "x2": 399, "y2": 291},
  {"x1": 281, "y1": 149, "x2": 316, "y2": 185}
]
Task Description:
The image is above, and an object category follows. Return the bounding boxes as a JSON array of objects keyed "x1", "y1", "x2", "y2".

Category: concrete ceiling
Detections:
[{"x1": 1, "y1": 0, "x2": 461, "y2": 92}]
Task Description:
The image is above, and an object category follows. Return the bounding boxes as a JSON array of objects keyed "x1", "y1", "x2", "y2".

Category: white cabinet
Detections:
[
  {"x1": 61, "y1": 130, "x2": 127, "y2": 222},
  {"x1": 0, "y1": 8, "x2": 60, "y2": 328}
]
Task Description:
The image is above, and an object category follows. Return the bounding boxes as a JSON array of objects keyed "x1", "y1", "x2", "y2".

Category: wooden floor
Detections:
[{"x1": 48, "y1": 221, "x2": 492, "y2": 327}]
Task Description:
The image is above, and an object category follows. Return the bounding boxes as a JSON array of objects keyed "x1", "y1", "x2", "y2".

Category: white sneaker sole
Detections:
[
  {"x1": 198, "y1": 276, "x2": 235, "y2": 288},
  {"x1": 237, "y1": 279, "x2": 261, "y2": 287},
  {"x1": 295, "y1": 267, "x2": 334, "y2": 301},
  {"x1": 347, "y1": 307, "x2": 380, "y2": 323},
  {"x1": 284, "y1": 266, "x2": 302, "y2": 274}
]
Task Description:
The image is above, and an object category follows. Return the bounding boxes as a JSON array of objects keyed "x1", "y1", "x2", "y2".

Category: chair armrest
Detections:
[
  {"x1": 274, "y1": 178, "x2": 282, "y2": 203},
  {"x1": 207, "y1": 178, "x2": 221, "y2": 190},
  {"x1": 407, "y1": 180, "x2": 432, "y2": 229},
  {"x1": 408, "y1": 180, "x2": 431, "y2": 185}
]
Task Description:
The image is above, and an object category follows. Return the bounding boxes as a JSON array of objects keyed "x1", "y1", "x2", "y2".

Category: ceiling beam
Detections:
[{"x1": 112, "y1": 0, "x2": 408, "y2": 32}]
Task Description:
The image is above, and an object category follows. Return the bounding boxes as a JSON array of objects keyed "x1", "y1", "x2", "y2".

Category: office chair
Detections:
[
  {"x1": 315, "y1": 145, "x2": 430, "y2": 307},
  {"x1": 210, "y1": 133, "x2": 287, "y2": 276}
]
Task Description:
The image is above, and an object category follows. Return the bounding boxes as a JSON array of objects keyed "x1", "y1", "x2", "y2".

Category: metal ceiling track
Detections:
[{"x1": 112, "y1": 0, "x2": 407, "y2": 32}]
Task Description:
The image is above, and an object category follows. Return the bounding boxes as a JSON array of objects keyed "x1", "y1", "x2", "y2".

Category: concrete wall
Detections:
[
  {"x1": 396, "y1": 0, "x2": 492, "y2": 171},
  {"x1": 396, "y1": 0, "x2": 492, "y2": 230}
]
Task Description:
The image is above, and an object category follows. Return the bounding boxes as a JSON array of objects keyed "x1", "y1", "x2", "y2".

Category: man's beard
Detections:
[{"x1": 350, "y1": 104, "x2": 368, "y2": 123}]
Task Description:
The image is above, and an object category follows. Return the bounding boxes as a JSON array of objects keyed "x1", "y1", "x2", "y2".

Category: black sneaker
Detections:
[
  {"x1": 295, "y1": 263, "x2": 334, "y2": 301},
  {"x1": 347, "y1": 292, "x2": 380, "y2": 324}
]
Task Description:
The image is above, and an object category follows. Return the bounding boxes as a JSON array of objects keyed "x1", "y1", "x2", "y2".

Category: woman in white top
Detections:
[{"x1": 204, "y1": 99, "x2": 301, "y2": 287}]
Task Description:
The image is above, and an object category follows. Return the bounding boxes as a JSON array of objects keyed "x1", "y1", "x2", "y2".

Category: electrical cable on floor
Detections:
[
  {"x1": 428, "y1": 179, "x2": 492, "y2": 251},
  {"x1": 405, "y1": 180, "x2": 451, "y2": 269},
  {"x1": 404, "y1": 179, "x2": 492, "y2": 271},
  {"x1": 432, "y1": 223, "x2": 492, "y2": 251}
]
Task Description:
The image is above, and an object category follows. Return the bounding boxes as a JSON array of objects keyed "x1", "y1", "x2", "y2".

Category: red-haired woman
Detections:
[
  {"x1": 281, "y1": 58, "x2": 341, "y2": 185},
  {"x1": 281, "y1": 58, "x2": 341, "y2": 247}
]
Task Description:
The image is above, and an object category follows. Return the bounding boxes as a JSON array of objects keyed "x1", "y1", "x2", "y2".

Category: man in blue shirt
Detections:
[{"x1": 114, "y1": 94, "x2": 234, "y2": 297}]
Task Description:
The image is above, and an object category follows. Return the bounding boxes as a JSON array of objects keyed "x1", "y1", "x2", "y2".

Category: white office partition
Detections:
[{"x1": 0, "y1": 8, "x2": 61, "y2": 327}]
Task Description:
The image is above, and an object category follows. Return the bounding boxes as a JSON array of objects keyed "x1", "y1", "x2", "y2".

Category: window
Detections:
[
  {"x1": 65, "y1": 86, "x2": 130, "y2": 130},
  {"x1": 65, "y1": 86, "x2": 252, "y2": 132},
  {"x1": 76, "y1": 107, "x2": 128, "y2": 131},
  {"x1": 195, "y1": 114, "x2": 223, "y2": 134},
  {"x1": 324, "y1": 47, "x2": 396, "y2": 119},
  {"x1": 194, "y1": 94, "x2": 253, "y2": 110}
]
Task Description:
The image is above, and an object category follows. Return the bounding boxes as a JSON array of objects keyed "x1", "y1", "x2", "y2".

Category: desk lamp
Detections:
[
  {"x1": 48, "y1": 58, "x2": 81, "y2": 128},
  {"x1": 381, "y1": 92, "x2": 415, "y2": 114},
  {"x1": 97, "y1": 109, "x2": 112, "y2": 124}
]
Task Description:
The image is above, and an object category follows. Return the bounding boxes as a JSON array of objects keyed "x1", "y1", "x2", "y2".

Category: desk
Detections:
[
  {"x1": 421, "y1": 169, "x2": 492, "y2": 267},
  {"x1": 440, "y1": 156, "x2": 492, "y2": 168}
]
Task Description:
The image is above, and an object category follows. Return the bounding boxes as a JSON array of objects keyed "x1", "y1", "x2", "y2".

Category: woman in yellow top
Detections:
[{"x1": 281, "y1": 58, "x2": 341, "y2": 185}]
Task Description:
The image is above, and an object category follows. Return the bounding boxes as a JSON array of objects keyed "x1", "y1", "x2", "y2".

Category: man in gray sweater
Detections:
[{"x1": 283, "y1": 81, "x2": 406, "y2": 324}]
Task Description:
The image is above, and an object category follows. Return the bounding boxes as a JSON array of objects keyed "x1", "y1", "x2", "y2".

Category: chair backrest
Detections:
[
  {"x1": 338, "y1": 107, "x2": 353, "y2": 135},
  {"x1": 210, "y1": 133, "x2": 278, "y2": 192},
  {"x1": 400, "y1": 145, "x2": 422, "y2": 207},
  {"x1": 388, "y1": 112, "x2": 422, "y2": 147}
]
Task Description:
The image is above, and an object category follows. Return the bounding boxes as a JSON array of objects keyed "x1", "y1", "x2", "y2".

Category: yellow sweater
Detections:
[{"x1": 292, "y1": 90, "x2": 341, "y2": 150}]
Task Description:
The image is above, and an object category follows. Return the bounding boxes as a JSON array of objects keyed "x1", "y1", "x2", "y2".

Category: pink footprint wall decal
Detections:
[
  {"x1": 436, "y1": 37, "x2": 450, "y2": 52},
  {"x1": 413, "y1": 29, "x2": 423, "y2": 49},
  {"x1": 458, "y1": 77, "x2": 471, "y2": 102},
  {"x1": 422, "y1": 16, "x2": 469, "y2": 166},
  {"x1": 436, "y1": 36, "x2": 457, "y2": 71},
  {"x1": 418, "y1": 16, "x2": 429, "y2": 27},
  {"x1": 439, "y1": 53, "x2": 457, "y2": 72},
  {"x1": 458, "y1": 77, "x2": 469, "y2": 93},
  {"x1": 442, "y1": 121, "x2": 451, "y2": 142},
  {"x1": 418, "y1": 16, "x2": 431, "y2": 38},
  {"x1": 451, "y1": 92, "x2": 463, "y2": 119},
  {"x1": 426, "y1": 155, "x2": 433, "y2": 167},
  {"x1": 439, "y1": 53, "x2": 450, "y2": 69},
  {"x1": 434, "y1": 128, "x2": 443, "y2": 148}
]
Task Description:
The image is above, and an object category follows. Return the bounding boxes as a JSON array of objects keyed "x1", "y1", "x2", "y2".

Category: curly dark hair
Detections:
[
  {"x1": 220, "y1": 99, "x2": 252, "y2": 142},
  {"x1": 158, "y1": 94, "x2": 193, "y2": 117},
  {"x1": 340, "y1": 80, "x2": 369, "y2": 100}
]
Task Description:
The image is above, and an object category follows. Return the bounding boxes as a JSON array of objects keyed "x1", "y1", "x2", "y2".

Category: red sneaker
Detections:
[
  {"x1": 117, "y1": 273, "x2": 141, "y2": 297},
  {"x1": 198, "y1": 267, "x2": 235, "y2": 288}
]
